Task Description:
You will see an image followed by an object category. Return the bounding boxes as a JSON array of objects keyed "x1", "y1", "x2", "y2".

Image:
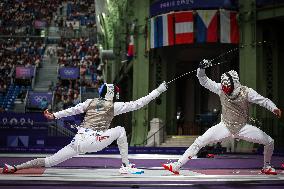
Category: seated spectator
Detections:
[
  {"x1": 73, "y1": 93, "x2": 80, "y2": 105},
  {"x1": 0, "y1": 83, "x2": 7, "y2": 94},
  {"x1": 17, "y1": 90, "x2": 27, "y2": 103}
]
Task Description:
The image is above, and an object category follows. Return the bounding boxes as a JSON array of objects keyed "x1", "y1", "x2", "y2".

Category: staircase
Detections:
[
  {"x1": 13, "y1": 98, "x2": 27, "y2": 113},
  {"x1": 62, "y1": 2, "x2": 68, "y2": 18},
  {"x1": 48, "y1": 27, "x2": 61, "y2": 40},
  {"x1": 33, "y1": 45, "x2": 58, "y2": 92},
  {"x1": 160, "y1": 135, "x2": 199, "y2": 147}
]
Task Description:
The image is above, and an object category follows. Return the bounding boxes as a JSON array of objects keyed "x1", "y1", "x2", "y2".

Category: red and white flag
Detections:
[
  {"x1": 127, "y1": 23, "x2": 135, "y2": 61},
  {"x1": 220, "y1": 10, "x2": 239, "y2": 44},
  {"x1": 127, "y1": 35, "x2": 134, "y2": 58},
  {"x1": 174, "y1": 11, "x2": 194, "y2": 45},
  {"x1": 162, "y1": 13, "x2": 174, "y2": 46}
]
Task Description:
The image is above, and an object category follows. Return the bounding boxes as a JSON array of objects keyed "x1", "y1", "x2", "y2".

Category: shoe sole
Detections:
[
  {"x1": 120, "y1": 171, "x2": 144, "y2": 174},
  {"x1": 132, "y1": 171, "x2": 144, "y2": 174},
  {"x1": 119, "y1": 170, "x2": 144, "y2": 174},
  {"x1": 2, "y1": 169, "x2": 16, "y2": 174},
  {"x1": 261, "y1": 170, "x2": 277, "y2": 175}
]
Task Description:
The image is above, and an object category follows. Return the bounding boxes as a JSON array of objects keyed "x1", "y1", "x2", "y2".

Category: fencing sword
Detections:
[{"x1": 167, "y1": 47, "x2": 239, "y2": 85}]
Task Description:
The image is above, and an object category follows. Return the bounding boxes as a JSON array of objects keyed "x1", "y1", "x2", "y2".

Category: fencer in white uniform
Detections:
[
  {"x1": 3, "y1": 82, "x2": 168, "y2": 174},
  {"x1": 163, "y1": 60, "x2": 281, "y2": 175}
]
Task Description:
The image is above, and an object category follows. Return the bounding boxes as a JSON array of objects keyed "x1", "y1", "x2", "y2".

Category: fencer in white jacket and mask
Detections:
[
  {"x1": 3, "y1": 82, "x2": 168, "y2": 174},
  {"x1": 163, "y1": 60, "x2": 281, "y2": 175}
]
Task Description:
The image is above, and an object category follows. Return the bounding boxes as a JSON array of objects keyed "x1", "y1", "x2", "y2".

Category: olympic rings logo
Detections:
[
  {"x1": 33, "y1": 96, "x2": 46, "y2": 102},
  {"x1": 63, "y1": 70, "x2": 75, "y2": 75}
]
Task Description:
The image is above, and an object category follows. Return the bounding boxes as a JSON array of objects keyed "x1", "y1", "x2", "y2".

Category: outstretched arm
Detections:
[
  {"x1": 248, "y1": 88, "x2": 281, "y2": 118},
  {"x1": 48, "y1": 99, "x2": 92, "y2": 119},
  {"x1": 197, "y1": 68, "x2": 222, "y2": 95},
  {"x1": 114, "y1": 82, "x2": 167, "y2": 116}
]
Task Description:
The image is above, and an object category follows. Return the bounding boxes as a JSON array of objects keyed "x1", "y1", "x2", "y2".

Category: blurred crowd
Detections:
[
  {"x1": 66, "y1": 0, "x2": 96, "y2": 27},
  {"x1": 54, "y1": 79, "x2": 81, "y2": 110},
  {"x1": 54, "y1": 37, "x2": 103, "y2": 111},
  {"x1": 0, "y1": 38, "x2": 45, "y2": 94},
  {"x1": 0, "y1": 0, "x2": 61, "y2": 35},
  {"x1": 0, "y1": 0, "x2": 101, "y2": 112}
]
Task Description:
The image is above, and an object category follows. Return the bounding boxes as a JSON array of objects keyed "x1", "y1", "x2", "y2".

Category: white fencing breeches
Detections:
[
  {"x1": 45, "y1": 126, "x2": 129, "y2": 167},
  {"x1": 178, "y1": 122, "x2": 274, "y2": 167}
]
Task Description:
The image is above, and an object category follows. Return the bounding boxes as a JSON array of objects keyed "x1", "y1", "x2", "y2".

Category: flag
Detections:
[
  {"x1": 150, "y1": 16, "x2": 159, "y2": 48},
  {"x1": 174, "y1": 11, "x2": 194, "y2": 45},
  {"x1": 157, "y1": 15, "x2": 163, "y2": 47},
  {"x1": 127, "y1": 23, "x2": 135, "y2": 62},
  {"x1": 196, "y1": 10, "x2": 218, "y2": 43},
  {"x1": 220, "y1": 9, "x2": 239, "y2": 44},
  {"x1": 150, "y1": 13, "x2": 174, "y2": 48},
  {"x1": 127, "y1": 35, "x2": 134, "y2": 61},
  {"x1": 161, "y1": 13, "x2": 174, "y2": 46}
]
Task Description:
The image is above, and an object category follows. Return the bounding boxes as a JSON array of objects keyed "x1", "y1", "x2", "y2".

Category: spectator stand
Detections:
[
  {"x1": 58, "y1": 0, "x2": 97, "y2": 40},
  {"x1": 0, "y1": 0, "x2": 62, "y2": 36},
  {"x1": 54, "y1": 37, "x2": 103, "y2": 110},
  {"x1": 0, "y1": 37, "x2": 46, "y2": 112}
]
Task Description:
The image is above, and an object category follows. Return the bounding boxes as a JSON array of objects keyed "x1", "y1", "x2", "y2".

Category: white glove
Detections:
[
  {"x1": 199, "y1": 59, "x2": 212, "y2": 69},
  {"x1": 156, "y1": 81, "x2": 167, "y2": 93}
]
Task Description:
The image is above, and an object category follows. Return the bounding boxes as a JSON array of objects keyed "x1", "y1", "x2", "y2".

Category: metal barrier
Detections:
[
  {"x1": 48, "y1": 27, "x2": 97, "y2": 39},
  {"x1": 134, "y1": 120, "x2": 168, "y2": 147}
]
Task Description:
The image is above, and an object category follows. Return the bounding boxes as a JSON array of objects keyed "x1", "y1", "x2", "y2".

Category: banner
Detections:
[
  {"x1": 0, "y1": 112, "x2": 48, "y2": 129},
  {"x1": 15, "y1": 66, "x2": 35, "y2": 79},
  {"x1": 27, "y1": 92, "x2": 53, "y2": 108},
  {"x1": 7, "y1": 136, "x2": 29, "y2": 147},
  {"x1": 0, "y1": 112, "x2": 83, "y2": 130},
  {"x1": 150, "y1": 0, "x2": 238, "y2": 17},
  {"x1": 34, "y1": 20, "x2": 47, "y2": 29},
  {"x1": 0, "y1": 112, "x2": 77, "y2": 152},
  {"x1": 0, "y1": 113, "x2": 49, "y2": 151},
  {"x1": 0, "y1": 145, "x2": 189, "y2": 154},
  {"x1": 59, "y1": 67, "x2": 80, "y2": 79},
  {"x1": 65, "y1": 20, "x2": 80, "y2": 30}
]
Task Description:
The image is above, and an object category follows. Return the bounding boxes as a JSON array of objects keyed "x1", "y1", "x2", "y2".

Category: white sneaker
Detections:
[
  {"x1": 2, "y1": 164, "x2": 17, "y2": 174},
  {"x1": 162, "y1": 162, "x2": 180, "y2": 174},
  {"x1": 119, "y1": 163, "x2": 144, "y2": 174},
  {"x1": 261, "y1": 165, "x2": 277, "y2": 175}
]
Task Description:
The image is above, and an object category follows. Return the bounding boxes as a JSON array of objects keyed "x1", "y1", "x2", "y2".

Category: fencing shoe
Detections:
[
  {"x1": 119, "y1": 163, "x2": 144, "y2": 174},
  {"x1": 261, "y1": 165, "x2": 277, "y2": 175},
  {"x1": 162, "y1": 162, "x2": 180, "y2": 174},
  {"x1": 2, "y1": 164, "x2": 17, "y2": 174}
]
